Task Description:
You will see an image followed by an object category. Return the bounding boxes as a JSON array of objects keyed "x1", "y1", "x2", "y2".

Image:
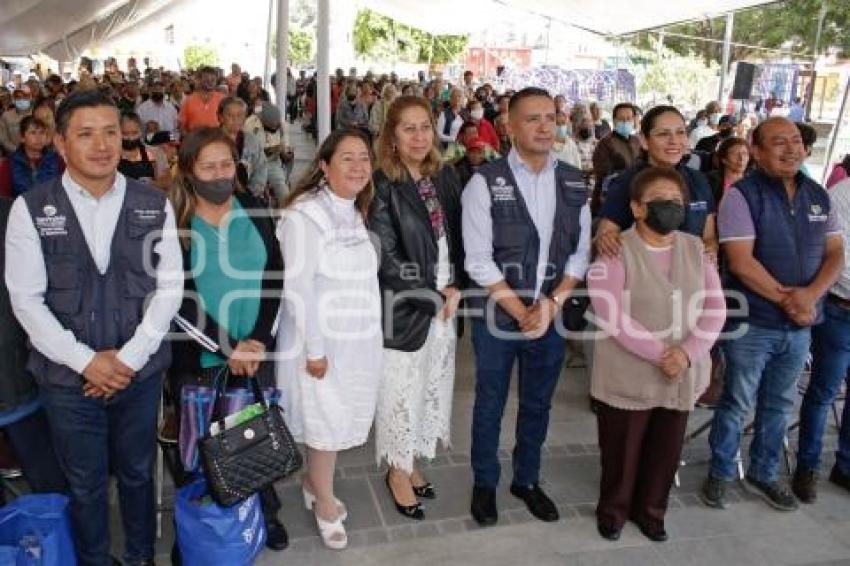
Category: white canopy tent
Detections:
[{"x1": 2, "y1": 0, "x2": 822, "y2": 145}]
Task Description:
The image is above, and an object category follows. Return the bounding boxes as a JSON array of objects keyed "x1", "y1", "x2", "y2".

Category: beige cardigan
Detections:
[{"x1": 590, "y1": 228, "x2": 710, "y2": 412}]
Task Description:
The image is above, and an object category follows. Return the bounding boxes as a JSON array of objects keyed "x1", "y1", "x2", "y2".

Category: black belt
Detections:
[{"x1": 828, "y1": 293, "x2": 850, "y2": 310}]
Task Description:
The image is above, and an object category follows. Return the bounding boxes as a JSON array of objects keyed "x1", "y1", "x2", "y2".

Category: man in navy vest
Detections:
[
  {"x1": 701, "y1": 117, "x2": 844, "y2": 512},
  {"x1": 5, "y1": 90, "x2": 183, "y2": 566},
  {"x1": 462, "y1": 87, "x2": 591, "y2": 526}
]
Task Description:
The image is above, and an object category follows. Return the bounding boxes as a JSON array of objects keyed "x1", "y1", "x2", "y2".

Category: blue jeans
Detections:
[
  {"x1": 471, "y1": 319, "x2": 565, "y2": 489},
  {"x1": 797, "y1": 301, "x2": 850, "y2": 475},
  {"x1": 709, "y1": 324, "x2": 810, "y2": 483},
  {"x1": 40, "y1": 374, "x2": 162, "y2": 566}
]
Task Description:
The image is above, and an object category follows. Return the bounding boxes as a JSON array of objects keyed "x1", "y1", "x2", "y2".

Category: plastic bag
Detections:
[
  {"x1": 0, "y1": 494, "x2": 76, "y2": 566},
  {"x1": 175, "y1": 479, "x2": 266, "y2": 566}
]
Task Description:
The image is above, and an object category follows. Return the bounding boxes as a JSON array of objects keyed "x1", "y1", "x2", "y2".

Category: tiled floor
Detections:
[{"x1": 136, "y1": 327, "x2": 850, "y2": 566}]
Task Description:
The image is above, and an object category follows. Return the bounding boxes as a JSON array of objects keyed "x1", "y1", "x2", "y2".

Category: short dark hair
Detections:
[
  {"x1": 508, "y1": 87, "x2": 551, "y2": 114},
  {"x1": 612, "y1": 103, "x2": 635, "y2": 120},
  {"x1": 120, "y1": 111, "x2": 142, "y2": 126},
  {"x1": 55, "y1": 89, "x2": 118, "y2": 135},
  {"x1": 796, "y1": 121, "x2": 817, "y2": 149},
  {"x1": 19, "y1": 115, "x2": 47, "y2": 136},
  {"x1": 629, "y1": 166, "x2": 689, "y2": 205},
  {"x1": 640, "y1": 105, "x2": 685, "y2": 139}
]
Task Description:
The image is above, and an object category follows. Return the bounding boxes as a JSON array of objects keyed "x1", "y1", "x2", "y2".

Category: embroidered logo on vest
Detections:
[
  {"x1": 34, "y1": 204, "x2": 67, "y2": 237},
  {"x1": 808, "y1": 203, "x2": 827, "y2": 222},
  {"x1": 491, "y1": 176, "x2": 516, "y2": 202}
]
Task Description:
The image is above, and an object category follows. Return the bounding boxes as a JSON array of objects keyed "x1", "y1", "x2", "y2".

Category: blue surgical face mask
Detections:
[
  {"x1": 709, "y1": 112, "x2": 722, "y2": 126},
  {"x1": 15, "y1": 99, "x2": 31, "y2": 112},
  {"x1": 614, "y1": 121, "x2": 633, "y2": 138},
  {"x1": 556, "y1": 124, "x2": 570, "y2": 138}
]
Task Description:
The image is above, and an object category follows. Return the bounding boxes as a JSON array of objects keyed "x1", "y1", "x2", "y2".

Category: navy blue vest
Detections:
[
  {"x1": 726, "y1": 170, "x2": 831, "y2": 329},
  {"x1": 468, "y1": 157, "x2": 587, "y2": 329},
  {"x1": 21, "y1": 177, "x2": 172, "y2": 388}
]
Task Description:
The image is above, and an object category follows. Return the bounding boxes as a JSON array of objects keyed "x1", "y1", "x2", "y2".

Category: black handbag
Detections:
[{"x1": 198, "y1": 371, "x2": 303, "y2": 507}]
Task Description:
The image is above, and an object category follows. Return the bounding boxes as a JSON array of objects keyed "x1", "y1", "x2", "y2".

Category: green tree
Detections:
[
  {"x1": 636, "y1": 40, "x2": 720, "y2": 108},
  {"x1": 352, "y1": 8, "x2": 468, "y2": 64},
  {"x1": 271, "y1": 29, "x2": 315, "y2": 64},
  {"x1": 183, "y1": 44, "x2": 218, "y2": 70},
  {"x1": 629, "y1": 0, "x2": 850, "y2": 67}
]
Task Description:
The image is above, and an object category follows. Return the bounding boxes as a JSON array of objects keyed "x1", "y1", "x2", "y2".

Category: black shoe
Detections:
[
  {"x1": 124, "y1": 560, "x2": 155, "y2": 566},
  {"x1": 792, "y1": 468, "x2": 818, "y2": 504},
  {"x1": 596, "y1": 521, "x2": 621, "y2": 541},
  {"x1": 637, "y1": 522, "x2": 668, "y2": 542},
  {"x1": 470, "y1": 486, "x2": 498, "y2": 526},
  {"x1": 412, "y1": 482, "x2": 436, "y2": 499},
  {"x1": 699, "y1": 474, "x2": 727, "y2": 509},
  {"x1": 829, "y1": 464, "x2": 850, "y2": 492},
  {"x1": 743, "y1": 475, "x2": 798, "y2": 511},
  {"x1": 509, "y1": 483, "x2": 559, "y2": 522},
  {"x1": 111, "y1": 559, "x2": 123, "y2": 566},
  {"x1": 385, "y1": 472, "x2": 424, "y2": 520},
  {"x1": 265, "y1": 518, "x2": 289, "y2": 551}
]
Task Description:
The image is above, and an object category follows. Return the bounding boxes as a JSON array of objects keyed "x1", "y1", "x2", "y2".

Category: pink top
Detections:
[
  {"x1": 827, "y1": 164, "x2": 848, "y2": 189},
  {"x1": 588, "y1": 243, "x2": 726, "y2": 365}
]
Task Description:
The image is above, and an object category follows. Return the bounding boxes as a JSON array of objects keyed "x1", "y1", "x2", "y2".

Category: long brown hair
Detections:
[
  {"x1": 169, "y1": 126, "x2": 241, "y2": 248},
  {"x1": 376, "y1": 95, "x2": 443, "y2": 182},
  {"x1": 282, "y1": 128, "x2": 374, "y2": 220}
]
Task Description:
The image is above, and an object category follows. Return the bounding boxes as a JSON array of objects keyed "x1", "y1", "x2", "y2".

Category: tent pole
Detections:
[
  {"x1": 718, "y1": 12, "x2": 733, "y2": 104},
  {"x1": 275, "y1": 0, "x2": 289, "y2": 146},
  {"x1": 264, "y1": 0, "x2": 274, "y2": 91},
  {"x1": 822, "y1": 77, "x2": 850, "y2": 185},
  {"x1": 317, "y1": 0, "x2": 331, "y2": 143}
]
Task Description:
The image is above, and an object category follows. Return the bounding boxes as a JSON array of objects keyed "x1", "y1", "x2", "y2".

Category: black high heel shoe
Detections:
[
  {"x1": 385, "y1": 472, "x2": 424, "y2": 520},
  {"x1": 412, "y1": 482, "x2": 436, "y2": 499}
]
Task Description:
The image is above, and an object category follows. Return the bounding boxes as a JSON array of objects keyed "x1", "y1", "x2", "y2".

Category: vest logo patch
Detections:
[
  {"x1": 34, "y1": 214, "x2": 67, "y2": 237},
  {"x1": 690, "y1": 200, "x2": 708, "y2": 212},
  {"x1": 808, "y1": 204, "x2": 827, "y2": 222},
  {"x1": 491, "y1": 177, "x2": 516, "y2": 202},
  {"x1": 132, "y1": 208, "x2": 163, "y2": 222}
]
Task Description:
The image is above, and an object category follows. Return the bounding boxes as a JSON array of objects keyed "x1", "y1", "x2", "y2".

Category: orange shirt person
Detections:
[{"x1": 179, "y1": 67, "x2": 225, "y2": 135}]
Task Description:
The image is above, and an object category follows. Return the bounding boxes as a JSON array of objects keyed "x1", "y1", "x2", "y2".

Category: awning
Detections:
[{"x1": 0, "y1": 0, "x2": 174, "y2": 58}]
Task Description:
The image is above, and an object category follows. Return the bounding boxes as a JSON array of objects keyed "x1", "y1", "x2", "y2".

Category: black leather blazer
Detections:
[{"x1": 369, "y1": 165, "x2": 466, "y2": 352}]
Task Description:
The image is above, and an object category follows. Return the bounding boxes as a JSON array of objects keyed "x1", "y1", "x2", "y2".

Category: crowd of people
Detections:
[{"x1": 0, "y1": 57, "x2": 849, "y2": 566}]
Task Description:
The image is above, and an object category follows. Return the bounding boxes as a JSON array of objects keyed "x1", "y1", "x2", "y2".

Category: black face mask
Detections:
[
  {"x1": 645, "y1": 200, "x2": 686, "y2": 235},
  {"x1": 578, "y1": 128, "x2": 592, "y2": 140},
  {"x1": 347, "y1": 94, "x2": 357, "y2": 102},
  {"x1": 122, "y1": 138, "x2": 142, "y2": 150},
  {"x1": 192, "y1": 176, "x2": 235, "y2": 205},
  {"x1": 151, "y1": 92, "x2": 165, "y2": 103}
]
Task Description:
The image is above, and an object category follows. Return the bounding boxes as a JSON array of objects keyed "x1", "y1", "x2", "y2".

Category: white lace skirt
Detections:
[{"x1": 375, "y1": 318, "x2": 457, "y2": 473}]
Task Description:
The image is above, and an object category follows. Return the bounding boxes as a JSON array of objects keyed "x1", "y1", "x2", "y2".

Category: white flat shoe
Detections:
[
  {"x1": 313, "y1": 510, "x2": 347, "y2": 550},
  {"x1": 302, "y1": 487, "x2": 348, "y2": 521}
]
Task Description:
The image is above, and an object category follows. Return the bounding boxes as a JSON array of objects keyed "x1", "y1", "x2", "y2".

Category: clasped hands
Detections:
[
  {"x1": 777, "y1": 285, "x2": 817, "y2": 327},
  {"x1": 516, "y1": 297, "x2": 559, "y2": 339}
]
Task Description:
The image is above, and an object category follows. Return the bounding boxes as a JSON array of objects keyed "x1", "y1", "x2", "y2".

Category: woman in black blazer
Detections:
[{"x1": 369, "y1": 95, "x2": 465, "y2": 520}]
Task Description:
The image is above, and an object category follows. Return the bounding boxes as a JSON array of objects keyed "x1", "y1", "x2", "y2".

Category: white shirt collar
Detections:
[
  {"x1": 508, "y1": 147, "x2": 556, "y2": 175},
  {"x1": 62, "y1": 170, "x2": 126, "y2": 202}
]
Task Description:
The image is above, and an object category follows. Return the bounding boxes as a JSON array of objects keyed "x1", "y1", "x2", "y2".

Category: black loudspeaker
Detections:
[{"x1": 731, "y1": 62, "x2": 756, "y2": 100}]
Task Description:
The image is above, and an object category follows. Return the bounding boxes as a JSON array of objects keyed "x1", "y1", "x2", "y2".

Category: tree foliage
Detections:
[
  {"x1": 352, "y1": 8, "x2": 468, "y2": 64},
  {"x1": 272, "y1": 29, "x2": 314, "y2": 64},
  {"x1": 629, "y1": 0, "x2": 850, "y2": 66},
  {"x1": 183, "y1": 44, "x2": 218, "y2": 70},
  {"x1": 635, "y1": 40, "x2": 720, "y2": 108}
]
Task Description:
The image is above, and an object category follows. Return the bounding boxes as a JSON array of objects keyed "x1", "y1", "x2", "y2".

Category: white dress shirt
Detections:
[
  {"x1": 136, "y1": 99, "x2": 180, "y2": 134},
  {"x1": 462, "y1": 149, "x2": 592, "y2": 298},
  {"x1": 5, "y1": 171, "x2": 184, "y2": 375}
]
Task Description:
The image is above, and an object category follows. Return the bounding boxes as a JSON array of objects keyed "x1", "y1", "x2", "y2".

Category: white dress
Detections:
[
  {"x1": 275, "y1": 188, "x2": 383, "y2": 451},
  {"x1": 375, "y1": 236, "x2": 458, "y2": 472}
]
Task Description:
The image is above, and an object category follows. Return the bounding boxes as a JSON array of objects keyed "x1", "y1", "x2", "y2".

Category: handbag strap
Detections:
[{"x1": 210, "y1": 366, "x2": 270, "y2": 431}]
